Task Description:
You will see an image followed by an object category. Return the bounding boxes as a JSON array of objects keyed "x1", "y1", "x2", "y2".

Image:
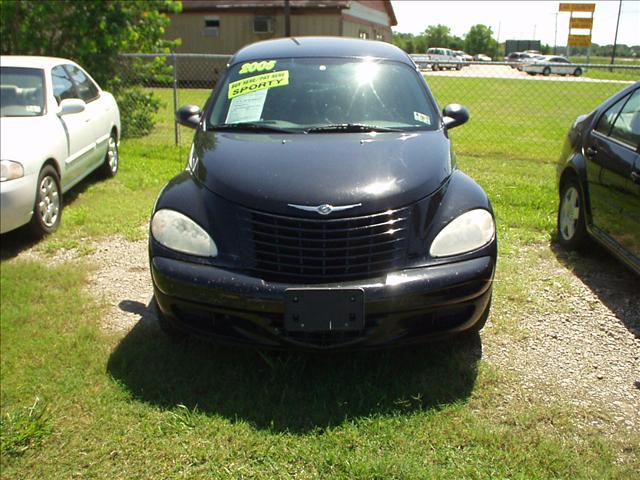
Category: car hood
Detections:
[
  {"x1": 0, "y1": 115, "x2": 53, "y2": 164},
  {"x1": 192, "y1": 130, "x2": 453, "y2": 216}
]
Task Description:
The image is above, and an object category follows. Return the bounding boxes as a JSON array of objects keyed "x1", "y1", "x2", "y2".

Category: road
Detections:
[{"x1": 420, "y1": 64, "x2": 633, "y2": 84}]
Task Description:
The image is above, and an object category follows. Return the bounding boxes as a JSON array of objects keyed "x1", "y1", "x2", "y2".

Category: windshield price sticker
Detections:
[
  {"x1": 414, "y1": 111, "x2": 431, "y2": 125},
  {"x1": 228, "y1": 70, "x2": 289, "y2": 99},
  {"x1": 239, "y1": 60, "x2": 277, "y2": 75},
  {"x1": 225, "y1": 89, "x2": 268, "y2": 124}
]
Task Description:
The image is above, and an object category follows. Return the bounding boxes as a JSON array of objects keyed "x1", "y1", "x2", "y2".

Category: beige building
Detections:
[{"x1": 166, "y1": 0, "x2": 398, "y2": 54}]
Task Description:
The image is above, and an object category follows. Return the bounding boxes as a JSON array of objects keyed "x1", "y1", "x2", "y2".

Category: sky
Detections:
[{"x1": 390, "y1": 0, "x2": 640, "y2": 47}]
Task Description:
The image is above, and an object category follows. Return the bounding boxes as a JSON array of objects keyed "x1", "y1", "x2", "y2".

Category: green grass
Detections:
[
  {"x1": 2, "y1": 78, "x2": 639, "y2": 478},
  {"x1": 427, "y1": 77, "x2": 626, "y2": 161}
]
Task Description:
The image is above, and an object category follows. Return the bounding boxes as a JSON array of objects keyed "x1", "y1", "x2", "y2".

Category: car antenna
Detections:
[{"x1": 290, "y1": 37, "x2": 300, "y2": 45}]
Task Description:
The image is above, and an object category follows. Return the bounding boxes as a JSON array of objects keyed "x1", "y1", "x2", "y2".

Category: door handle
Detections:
[
  {"x1": 586, "y1": 147, "x2": 597, "y2": 159},
  {"x1": 631, "y1": 171, "x2": 640, "y2": 185}
]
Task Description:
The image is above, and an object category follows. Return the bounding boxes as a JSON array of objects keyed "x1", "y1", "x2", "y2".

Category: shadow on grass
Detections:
[
  {"x1": 108, "y1": 300, "x2": 482, "y2": 433},
  {"x1": 0, "y1": 227, "x2": 40, "y2": 261},
  {"x1": 551, "y1": 241, "x2": 639, "y2": 339},
  {"x1": 0, "y1": 172, "x2": 105, "y2": 261}
]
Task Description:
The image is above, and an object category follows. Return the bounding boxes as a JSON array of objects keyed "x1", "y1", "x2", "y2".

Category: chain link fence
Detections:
[{"x1": 117, "y1": 53, "x2": 638, "y2": 163}]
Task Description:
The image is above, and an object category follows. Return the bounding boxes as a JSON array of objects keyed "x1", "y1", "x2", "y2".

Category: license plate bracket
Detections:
[{"x1": 284, "y1": 288, "x2": 364, "y2": 332}]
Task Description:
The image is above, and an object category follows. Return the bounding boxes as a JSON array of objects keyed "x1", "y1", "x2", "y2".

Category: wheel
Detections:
[
  {"x1": 100, "y1": 132, "x2": 119, "y2": 178},
  {"x1": 456, "y1": 64, "x2": 462, "y2": 71},
  {"x1": 573, "y1": 68, "x2": 582, "y2": 77},
  {"x1": 432, "y1": 64, "x2": 439, "y2": 71},
  {"x1": 542, "y1": 67, "x2": 551, "y2": 76},
  {"x1": 29, "y1": 165, "x2": 61, "y2": 237},
  {"x1": 557, "y1": 178, "x2": 589, "y2": 250},
  {"x1": 151, "y1": 296, "x2": 188, "y2": 340}
]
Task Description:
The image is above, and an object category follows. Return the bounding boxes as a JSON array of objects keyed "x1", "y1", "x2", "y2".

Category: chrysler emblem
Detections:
[{"x1": 288, "y1": 203, "x2": 362, "y2": 215}]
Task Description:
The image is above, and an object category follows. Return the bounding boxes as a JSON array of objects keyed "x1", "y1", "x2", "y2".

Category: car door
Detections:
[
  {"x1": 51, "y1": 64, "x2": 96, "y2": 189},
  {"x1": 586, "y1": 88, "x2": 640, "y2": 259},
  {"x1": 555, "y1": 57, "x2": 572, "y2": 75},
  {"x1": 64, "y1": 64, "x2": 112, "y2": 170}
]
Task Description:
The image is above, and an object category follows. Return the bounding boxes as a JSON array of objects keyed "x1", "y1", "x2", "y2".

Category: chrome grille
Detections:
[{"x1": 242, "y1": 207, "x2": 409, "y2": 282}]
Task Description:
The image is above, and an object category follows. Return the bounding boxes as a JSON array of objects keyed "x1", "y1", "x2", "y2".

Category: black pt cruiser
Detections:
[{"x1": 149, "y1": 37, "x2": 497, "y2": 349}]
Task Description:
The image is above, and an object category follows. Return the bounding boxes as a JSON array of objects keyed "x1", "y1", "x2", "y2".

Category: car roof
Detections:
[
  {"x1": 230, "y1": 37, "x2": 413, "y2": 66},
  {"x1": 0, "y1": 55, "x2": 77, "y2": 69}
]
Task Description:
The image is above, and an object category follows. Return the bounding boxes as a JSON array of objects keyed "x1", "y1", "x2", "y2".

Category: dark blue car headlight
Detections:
[
  {"x1": 151, "y1": 209, "x2": 218, "y2": 257},
  {"x1": 429, "y1": 209, "x2": 495, "y2": 258}
]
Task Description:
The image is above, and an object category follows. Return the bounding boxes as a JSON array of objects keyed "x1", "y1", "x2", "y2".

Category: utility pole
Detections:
[
  {"x1": 611, "y1": 0, "x2": 622, "y2": 66},
  {"x1": 284, "y1": 0, "x2": 291, "y2": 37},
  {"x1": 554, "y1": 12, "x2": 558, "y2": 54}
]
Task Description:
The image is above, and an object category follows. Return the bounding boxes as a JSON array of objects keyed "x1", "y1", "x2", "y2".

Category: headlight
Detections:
[
  {"x1": 429, "y1": 209, "x2": 495, "y2": 258},
  {"x1": 151, "y1": 209, "x2": 218, "y2": 257},
  {"x1": 0, "y1": 160, "x2": 24, "y2": 182}
]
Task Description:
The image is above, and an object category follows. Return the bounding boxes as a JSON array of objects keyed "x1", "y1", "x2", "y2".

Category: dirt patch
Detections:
[
  {"x1": 86, "y1": 237, "x2": 155, "y2": 332},
  {"x1": 484, "y1": 245, "x2": 639, "y2": 434}
]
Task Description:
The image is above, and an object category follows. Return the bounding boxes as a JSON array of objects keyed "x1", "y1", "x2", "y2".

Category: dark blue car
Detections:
[
  {"x1": 557, "y1": 81, "x2": 640, "y2": 274},
  {"x1": 148, "y1": 37, "x2": 497, "y2": 349}
]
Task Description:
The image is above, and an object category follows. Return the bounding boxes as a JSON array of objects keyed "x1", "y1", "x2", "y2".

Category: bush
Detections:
[{"x1": 113, "y1": 86, "x2": 163, "y2": 139}]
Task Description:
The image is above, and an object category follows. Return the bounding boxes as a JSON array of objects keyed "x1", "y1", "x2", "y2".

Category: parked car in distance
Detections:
[
  {"x1": 426, "y1": 47, "x2": 463, "y2": 70},
  {"x1": 1, "y1": 56, "x2": 120, "y2": 236},
  {"x1": 453, "y1": 50, "x2": 473, "y2": 62},
  {"x1": 149, "y1": 37, "x2": 497, "y2": 350},
  {"x1": 504, "y1": 51, "x2": 538, "y2": 68},
  {"x1": 557, "y1": 81, "x2": 639, "y2": 275},
  {"x1": 473, "y1": 54, "x2": 492, "y2": 62},
  {"x1": 523, "y1": 55, "x2": 584, "y2": 76}
]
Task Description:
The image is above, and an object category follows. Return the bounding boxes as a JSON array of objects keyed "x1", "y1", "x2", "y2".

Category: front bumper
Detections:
[
  {"x1": 151, "y1": 255, "x2": 495, "y2": 350},
  {"x1": 0, "y1": 173, "x2": 37, "y2": 234}
]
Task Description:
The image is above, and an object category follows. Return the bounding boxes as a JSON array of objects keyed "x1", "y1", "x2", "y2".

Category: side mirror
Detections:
[
  {"x1": 176, "y1": 104, "x2": 201, "y2": 129},
  {"x1": 442, "y1": 103, "x2": 469, "y2": 129},
  {"x1": 57, "y1": 98, "x2": 86, "y2": 116}
]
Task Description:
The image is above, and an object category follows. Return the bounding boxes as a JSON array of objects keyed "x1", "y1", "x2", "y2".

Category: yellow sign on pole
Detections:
[
  {"x1": 559, "y1": 3, "x2": 596, "y2": 13},
  {"x1": 569, "y1": 17, "x2": 593, "y2": 29},
  {"x1": 568, "y1": 34, "x2": 592, "y2": 47}
]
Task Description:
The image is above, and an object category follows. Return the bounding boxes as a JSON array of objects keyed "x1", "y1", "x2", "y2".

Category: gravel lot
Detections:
[{"x1": 10, "y1": 235, "x2": 640, "y2": 435}]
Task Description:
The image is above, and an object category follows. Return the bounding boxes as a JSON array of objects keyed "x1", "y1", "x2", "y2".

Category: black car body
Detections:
[
  {"x1": 557, "y1": 81, "x2": 640, "y2": 274},
  {"x1": 149, "y1": 37, "x2": 497, "y2": 350}
]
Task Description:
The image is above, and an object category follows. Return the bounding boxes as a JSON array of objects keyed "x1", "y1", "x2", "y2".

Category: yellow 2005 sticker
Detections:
[
  {"x1": 228, "y1": 70, "x2": 289, "y2": 99},
  {"x1": 239, "y1": 60, "x2": 277, "y2": 75}
]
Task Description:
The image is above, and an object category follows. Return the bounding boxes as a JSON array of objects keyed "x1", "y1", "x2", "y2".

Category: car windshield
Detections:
[
  {"x1": 1, "y1": 67, "x2": 45, "y2": 117},
  {"x1": 208, "y1": 57, "x2": 438, "y2": 132}
]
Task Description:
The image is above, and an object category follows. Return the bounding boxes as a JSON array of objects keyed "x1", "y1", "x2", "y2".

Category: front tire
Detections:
[
  {"x1": 100, "y1": 133, "x2": 119, "y2": 178},
  {"x1": 543, "y1": 67, "x2": 551, "y2": 76},
  {"x1": 573, "y1": 68, "x2": 582, "y2": 77},
  {"x1": 557, "y1": 178, "x2": 589, "y2": 250},
  {"x1": 29, "y1": 165, "x2": 61, "y2": 238}
]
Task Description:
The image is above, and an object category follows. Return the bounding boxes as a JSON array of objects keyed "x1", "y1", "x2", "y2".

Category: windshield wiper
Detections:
[
  {"x1": 305, "y1": 123, "x2": 404, "y2": 133},
  {"x1": 207, "y1": 122, "x2": 298, "y2": 133}
]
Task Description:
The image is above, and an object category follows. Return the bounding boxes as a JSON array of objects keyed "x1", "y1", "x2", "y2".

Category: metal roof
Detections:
[{"x1": 180, "y1": 0, "x2": 349, "y2": 11}]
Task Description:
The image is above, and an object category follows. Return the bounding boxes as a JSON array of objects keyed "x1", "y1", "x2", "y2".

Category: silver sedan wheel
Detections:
[
  {"x1": 107, "y1": 136, "x2": 118, "y2": 174},
  {"x1": 38, "y1": 175, "x2": 60, "y2": 228},
  {"x1": 559, "y1": 186, "x2": 580, "y2": 240}
]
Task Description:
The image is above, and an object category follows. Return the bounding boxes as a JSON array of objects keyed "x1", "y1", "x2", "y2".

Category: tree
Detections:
[
  {"x1": 465, "y1": 24, "x2": 497, "y2": 57},
  {"x1": 424, "y1": 24, "x2": 451, "y2": 49},
  {"x1": 448, "y1": 35, "x2": 465, "y2": 51},
  {"x1": 0, "y1": 0, "x2": 181, "y2": 137}
]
